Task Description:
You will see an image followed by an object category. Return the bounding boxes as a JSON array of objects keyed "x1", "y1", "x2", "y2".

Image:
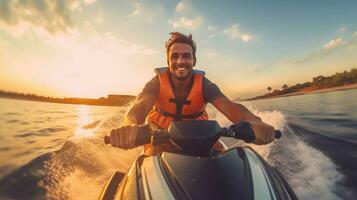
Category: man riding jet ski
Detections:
[
  {"x1": 100, "y1": 120, "x2": 298, "y2": 200},
  {"x1": 99, "y1": 32, "x2": 297, "y2": 199},
  {"x1": 109, "y1": 32, "x2": 276, "y2": 155}
]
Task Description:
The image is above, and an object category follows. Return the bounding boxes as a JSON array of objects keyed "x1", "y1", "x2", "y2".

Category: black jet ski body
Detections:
[{"x1": 100, "y1": 120, "x2": 298, "y2": 200}]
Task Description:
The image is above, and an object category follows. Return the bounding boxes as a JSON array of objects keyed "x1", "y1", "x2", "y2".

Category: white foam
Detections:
[
  {"x1": 210, "y1": 105, "x2": 348, "y2": 199},
  {"x1": 42, "y1": 105, "x2": 140, "y2": 200},
  {"x1": 210, "y1": 105, "x2": 286, "y2": 159},
  {"x1": 281, "y1": 126, "x2": 348, "y2": 200},
  {"x1": 41, "y1": 138, "x2": 142, "y2": 200},
  {"x1": 247, "y1": 108, "x2": 287, "y2": 159}
]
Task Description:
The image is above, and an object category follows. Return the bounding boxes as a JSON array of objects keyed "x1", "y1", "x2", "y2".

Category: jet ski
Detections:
[{"x1": 99, "y1": 120, "x2": 298, "y2": 200}]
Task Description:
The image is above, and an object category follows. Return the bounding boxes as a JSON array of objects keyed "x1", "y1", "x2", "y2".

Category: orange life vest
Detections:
[{"x1": 147, "y1": 67, "x2": 209, "y2": 130}]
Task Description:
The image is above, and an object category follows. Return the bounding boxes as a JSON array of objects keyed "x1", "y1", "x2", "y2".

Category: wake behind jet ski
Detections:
[{"x1": 100, "y1": 120, "x2": 298, "y2": 200}]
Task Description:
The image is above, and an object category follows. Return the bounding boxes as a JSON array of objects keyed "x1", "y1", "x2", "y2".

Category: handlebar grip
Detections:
[
  {"x1": 104, "y1": 136, "x2": 110, "y2": 144},
  {"x1": 274, "y1": 130, "x2": 282, "y2": 139},
  {"x1": 104, "y1": 125, "x2": 152, "y2": 147},
  {"x1": 223, "y1": 122, "x2": 282, "y2": 143},
  {"x1": 229, "y1": 122, "x2": 256, "y2": 143}
]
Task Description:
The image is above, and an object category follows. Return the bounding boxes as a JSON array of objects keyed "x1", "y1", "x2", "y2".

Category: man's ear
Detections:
[
  {"x1": 193, "y1": 57, "x2": 196, "y2": 66},
  {"x1": 166, "y1": 59, "x2": 169, "y2": 66}
]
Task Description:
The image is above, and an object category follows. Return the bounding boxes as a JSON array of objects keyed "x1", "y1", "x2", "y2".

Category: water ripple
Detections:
[
  {"x1": 82, "y1": 120, "x2": 101, "y2": 129},
  {"x1": 4, "y1": 112, "x2": 21, "y2": 116},
  {"x1": 7, "y1": 119, "x2": 19, "y2": 123},
  {"x1": 15, "y1": 128, "x2": 67, "y2": 138}
]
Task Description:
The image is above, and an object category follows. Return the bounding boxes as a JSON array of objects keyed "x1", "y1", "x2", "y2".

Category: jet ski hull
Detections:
[{"x1": 99, "y1": 143, "x2": 297, "y2": 200}]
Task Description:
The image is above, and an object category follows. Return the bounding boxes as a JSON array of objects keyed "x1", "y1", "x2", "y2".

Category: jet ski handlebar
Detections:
[
  {"x1": 220, "y1": 121, "x2": 281, "y2": 143},
  {"x1": 104, "y1": 121, "x2": 282, "y2": 147}
]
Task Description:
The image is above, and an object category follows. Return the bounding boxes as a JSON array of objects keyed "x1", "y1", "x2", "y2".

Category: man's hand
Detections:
[
  {"x1": 110, "y1": 125, "x2": 140, "y2": 149},
  {"x1": 250, "y1": 121, "x2": 275, "y2": 145},
  {"x1": 212, "y1": 96, "x2": 276, "y2": 145}
]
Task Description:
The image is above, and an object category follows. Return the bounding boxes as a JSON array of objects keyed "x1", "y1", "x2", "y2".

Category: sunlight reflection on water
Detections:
[{"x1": 74, "y1": 105, "x2": 95, "y2": 138}]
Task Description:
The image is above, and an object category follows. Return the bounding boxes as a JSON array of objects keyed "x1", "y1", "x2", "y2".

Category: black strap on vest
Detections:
[
  {"x1": 170, "y1": 97, "x2": 190, "y2": 115},
  {"x1": 155, "y1": 97, "x2": 204, "y2": 121},
  {"x1": 155, "y1": 107, "x2": 204, "y2": 121}
]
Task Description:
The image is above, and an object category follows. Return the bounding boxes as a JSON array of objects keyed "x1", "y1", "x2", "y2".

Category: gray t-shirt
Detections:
[{"x1": 139, "y1": 75, "x2": 225, "y2": 103}]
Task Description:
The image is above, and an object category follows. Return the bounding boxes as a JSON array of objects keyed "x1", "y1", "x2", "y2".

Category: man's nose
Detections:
[{"x1": 177, "y1": 56, "x2": 184, "y2": 64}]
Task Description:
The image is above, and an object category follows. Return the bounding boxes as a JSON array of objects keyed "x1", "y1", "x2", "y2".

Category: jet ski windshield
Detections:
[{"x1": 167, "y1": 120, "x2": 222, "y2": 156}]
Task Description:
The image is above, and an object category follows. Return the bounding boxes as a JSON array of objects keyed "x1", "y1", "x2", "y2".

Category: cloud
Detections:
[
  {"x1": 83, "y1": 0, "x2": 96, "y2": 5},
  {"x1": 129, "y1": 3, "x2": 141, "y2": 17},
  {"x1": 339, "y1": 26, "x2": 347, "y2": 33},
  {"x1": 208, "y1": 25, "x2": 215, "y2": 31},
  {"x1": 176, "y1": 1, "x2": 189, "y2": 12},
  {"x1": 324, "y1": 38, "x2": 343, "y2": 50},
  {"x1": 0, "y1": 0, "x2": 80, "y2": 36},
  {"x1": 168, "y1": 16, "x2": 202, "y2": 30},
  {"x1": 128, "y1": 3, "x2": 165, "y2": 24},
  {"x1": 289, "y1": 37, "x2": 352, "y2": 64},
  {"x1": 224, "y1": 24, "x2": 253, "y2": 42},
  {"x1": 170, "y1": 1, "x2": 203, "y2": 31}
]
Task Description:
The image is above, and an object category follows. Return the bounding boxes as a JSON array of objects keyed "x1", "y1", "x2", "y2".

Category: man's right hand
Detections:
[{"x1": 110, "y1": 125, "x2": 140, "y2": 149}]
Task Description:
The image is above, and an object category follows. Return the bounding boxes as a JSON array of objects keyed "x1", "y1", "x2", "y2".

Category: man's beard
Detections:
[
  {"x1": 174, "y1": 73, "x2": 192, "y2": 81},
  {"x1": 171, "y1": 64, "x2": 193, "y2": 81}
]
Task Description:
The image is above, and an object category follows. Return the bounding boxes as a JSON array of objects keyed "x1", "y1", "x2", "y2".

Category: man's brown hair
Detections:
[{"x1": 165, "y1": 32, "x2": 197, "y2": 65}]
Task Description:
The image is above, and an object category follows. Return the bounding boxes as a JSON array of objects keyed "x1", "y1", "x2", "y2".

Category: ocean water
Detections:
[{"x1": 0, "y1": 89, "x2": 356, "y2": 200}]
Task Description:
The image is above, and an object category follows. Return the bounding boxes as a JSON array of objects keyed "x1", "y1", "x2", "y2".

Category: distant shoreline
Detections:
[
  {"x1": 0, "y1": 91, "x2": 136, "y2": 107},
  {"x1": 247, "y1": 83, "x2": 357, "y2": 101},
  {"x1": 0, "y1": 96, "x2": 128, "y2": 107}
]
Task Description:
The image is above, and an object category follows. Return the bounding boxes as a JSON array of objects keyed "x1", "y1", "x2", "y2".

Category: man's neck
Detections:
[{"x1": 170, "y1": 73, "x2": 193, "y2": 89}]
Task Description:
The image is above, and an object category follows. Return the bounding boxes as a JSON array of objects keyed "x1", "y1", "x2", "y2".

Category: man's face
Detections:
[{"x1": 168, "y1": 43, "x2": 195, "y2": 81}]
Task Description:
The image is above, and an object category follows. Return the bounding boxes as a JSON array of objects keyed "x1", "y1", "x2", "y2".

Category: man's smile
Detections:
[{"x1": 176, "y1": 67, "x2": 188, "y2": 71}]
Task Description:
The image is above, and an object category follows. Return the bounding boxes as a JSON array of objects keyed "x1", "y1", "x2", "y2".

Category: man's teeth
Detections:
[{"x1": 177, "y1": 67, "x2": 186, "y2": 71}]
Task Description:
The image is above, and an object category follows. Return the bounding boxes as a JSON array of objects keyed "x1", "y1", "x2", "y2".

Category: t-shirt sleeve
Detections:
[
  {"x1": 202, "y1": 77, "x2": 225, "y2": 103},
  {"x1": 139, "y1": 75, "x2": 160, "y2": 96}
]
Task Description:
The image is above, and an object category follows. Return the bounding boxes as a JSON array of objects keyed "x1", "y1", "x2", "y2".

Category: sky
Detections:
[{"x1": 0, "y1": 0, "x2": 357, "y2": 99}]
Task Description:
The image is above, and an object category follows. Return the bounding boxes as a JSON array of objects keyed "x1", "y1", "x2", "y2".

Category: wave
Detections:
[
  {"x1": 269, "y1": 125, "x2": 353, "y2": 200},
  {"x1": 15, "y1": 128, "x2": 67, "y2": 138},
  {"x1": 299, "y1": 116, "x2": 357, "y2": 127},
  {"x1": 4, "y1": 112, "x2": 21, "y2": 116},
  {"x1": 213, "y1": 105, "x2": 355, "y2": 200},
  {"x1": 0, "y1": 110, "x2": 139, "y2": 200},
  {"x1": 1, "y1": 104, "x2": 355, "y2": 199},
  {"x1": 81, "y1": 120, "x2": 101, "y2": 129},
  {"x1": 0, "y1": 138, "x2": 141, "y2": 200},
  {"x1": 287, "y1": 122, "x2": 357, "y2": 199}
]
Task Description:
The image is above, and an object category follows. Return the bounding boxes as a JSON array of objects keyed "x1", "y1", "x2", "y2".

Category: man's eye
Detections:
[
  {"x1": 183, "y1": 54, "x2": 191, "y2": 59},
  {"x1": 171, "y1": 55, "x2": 178, "y2": 59}
]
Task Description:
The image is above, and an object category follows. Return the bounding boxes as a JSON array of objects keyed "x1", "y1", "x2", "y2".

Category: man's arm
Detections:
[
  {"x1": 109, "y1": 94, "x2": 156, "y2": 149},
  {"x1": 123, "y1": 94, "x2": 156, "y2": 125},
  {"x1": 212, "y1": 96, "x2": 275, "y2": 145},
  {"x1": 109, "y1": 76, "x2": 159, "y2": 149}
]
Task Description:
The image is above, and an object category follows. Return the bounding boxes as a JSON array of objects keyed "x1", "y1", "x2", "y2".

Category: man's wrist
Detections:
[{"x1": 123, "y1": 118, "x2": 140, "y2": 126}]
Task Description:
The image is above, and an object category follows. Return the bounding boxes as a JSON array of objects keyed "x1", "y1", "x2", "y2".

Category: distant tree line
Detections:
[
  {"x1": 0, "y1": 90, "x2": 136, "y2": 107},
  {"x1": 256, "y1": 68, "x2": 357, "y2": 99}
]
